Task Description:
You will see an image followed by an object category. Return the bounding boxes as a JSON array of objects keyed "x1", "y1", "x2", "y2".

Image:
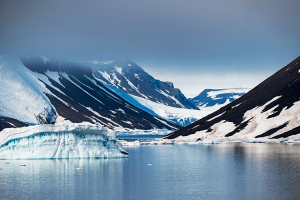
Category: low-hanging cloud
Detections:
[{"x1": 0, "y1": 0, "x2": 299, "y2": 96}]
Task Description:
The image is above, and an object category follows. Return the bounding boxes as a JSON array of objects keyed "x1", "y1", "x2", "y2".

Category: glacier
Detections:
[
  {"x1": 0, "y1": 124, "x2": 128, "y2": 159},
  {"x1": 95, "y1": 79, "x2": 215, "y2": 127},
  {"x1": 0, "y1": 55, "x2": 58, "y2": 125}
]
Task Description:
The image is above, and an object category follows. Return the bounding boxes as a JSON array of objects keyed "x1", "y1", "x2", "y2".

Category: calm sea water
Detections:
[{"x1": 1, "y1": 140, "x2": 300, "y2": 199}]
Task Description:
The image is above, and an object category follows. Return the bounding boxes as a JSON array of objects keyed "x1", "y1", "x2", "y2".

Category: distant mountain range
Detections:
[
  {"x1": 189, "y1": 88, "x2": 250, "y2": 108},
  {"x1": 165, "y1": 56, "x2": 300, "y2": 141}
]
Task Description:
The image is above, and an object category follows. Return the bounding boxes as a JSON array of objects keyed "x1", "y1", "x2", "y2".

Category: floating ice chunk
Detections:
[
  {"x1": 277, "y1": 140, "x2": 286, "y2": 143},
  {"x1": 287, "y1": 139, "x2": 300, "y2": 143},
  {"x1": 0, "y1": 124, "x2": 128, "y2": 159},
  {"x1": 187, "y1": 139, "x2": 220, "y2": 145},
  {"x1": 119, "y1": 140, "x2": 140, "y2": 146},
  {"x1": 223, "y1": 141, "x2": 243, "y2": 144}
]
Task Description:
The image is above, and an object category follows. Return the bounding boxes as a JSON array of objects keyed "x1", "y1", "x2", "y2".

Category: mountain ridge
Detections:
[
  {"x1": 164, "y1": 56, "x2": 300, "y2": 141},
  {"x1": 84, "y1": 58, "x2": 198, "y2": 110},
  {"x1": 0, "y1": 55, "x2": 180, "y2": 132}
]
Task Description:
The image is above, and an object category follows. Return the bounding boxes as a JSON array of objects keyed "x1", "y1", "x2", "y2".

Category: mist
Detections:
[{"x1": 1, "y1": 0, "x2": 299, "y2": 96}]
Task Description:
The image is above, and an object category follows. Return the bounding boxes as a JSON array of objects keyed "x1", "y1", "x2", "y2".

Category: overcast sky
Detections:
[{"x1": 1, "y1": 0, "x2": 299, "y2": 97}]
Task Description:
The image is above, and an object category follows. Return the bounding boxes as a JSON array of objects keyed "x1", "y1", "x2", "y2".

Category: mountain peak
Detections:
[{"x1": 88, "y1": 59, "x2": 198, "y2": 109}]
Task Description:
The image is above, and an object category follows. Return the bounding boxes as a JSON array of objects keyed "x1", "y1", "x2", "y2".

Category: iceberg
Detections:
[
  {"x1": 118, "y1": 140, "x2": 140, "y2": 146},
  {"x1": 187, "y1": 139, "x2": 220, "y2": 145},
  {"x1": 0, "y1": 124, "x2": 128, "y2": 159}
]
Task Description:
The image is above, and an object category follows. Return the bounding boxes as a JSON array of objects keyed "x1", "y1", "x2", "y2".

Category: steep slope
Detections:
[
  {"x1": 97, "y1": 79, "x2": 224, "y2": 127},
  {"x1": 0, "y1": 55, "x2": 57, "y2": 126},
  {"x1": 0, "y1": 55, "x2": 179, "y2": 132},
  {"x1": 84, "y1": 59, "x2": 198, "y2": 109},
  {"x1": 189, "y1": 88, "x2": 250, "y2": 108},
  {"x1": 165, "y1": 56, "x2": 300, "y2": 141}
]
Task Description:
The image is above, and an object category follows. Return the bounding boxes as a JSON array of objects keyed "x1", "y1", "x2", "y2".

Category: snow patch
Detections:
[
  {"x1": 207, "y1": 88, "x2": 251, "y2": 100},
  {"x1": 114, "y1": 66, "x2": 122, "y2": 74},
  {"x1": 39, "y1": 56, "x2": 49, "y2": 65},
  {"x1": 44, "y1": 70, "x2": 65, "y2": 88},
  {"x1": 207, "y1": 111, "x2": 226, "y2": 122}
]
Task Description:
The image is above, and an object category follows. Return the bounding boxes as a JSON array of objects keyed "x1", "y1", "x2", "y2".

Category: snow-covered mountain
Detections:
[
  {"x1": 189, "y1": 88, "x2": 251, "y2": 108},
  {"x1": 165, "y1": 56, "x2": 300, "y2": 141},
  {"x1": 0, "y1": 55, "x2": 180, "y2": 132},
  {"x1": 84, "y1": 59, "x2": 198, "y2": 109},
  {"x1": 106, "y1": 87, "x2": 202, "y2": 126},
  {"x1": 94, "y1": 74, "x2": 229, "y2": 127}
]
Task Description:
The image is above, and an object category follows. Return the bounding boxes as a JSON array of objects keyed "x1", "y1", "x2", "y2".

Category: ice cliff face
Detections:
[
  {"x1": 0, "y1": 124, "x2": 128, "y2": 159},
  {"x1": 165, "y1": 56, "x2": 300, "y2": 141}
]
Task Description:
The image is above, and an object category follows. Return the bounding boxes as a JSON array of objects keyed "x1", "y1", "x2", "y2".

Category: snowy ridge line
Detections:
[
  {"x1": 0, "y1": 124, "x2": 114, "y2": 147},
  {"x1": 207, "y1": 111, "x2": 226, "y2": 122},
  {"x1": 121, "y1": 73, "x2": 148, "y2": 99},
  {"x1": 88, "y1": 75, "x2": 121, "y2": 100},
  {"x1": 61, "y1": 72, "x2": 105, "y2": 105},
  {"x1": 155, "y1": 89, "x2": 185, "y2": 108},
  {"x1": 44, "y1": 70, "x2": 65, "y2": 88},
  {"x1": 32, "y1": 71, "x2": 66, "y2": 96},
  {"x1": 87, "y1": 58, "x2": 197, "y2": 109},
  {"x1": 207, "y1": 88, "x2": 251, "y2": 99},
  {"x1": 165, "y1": 56, "x2": 300, "y2": 141}
]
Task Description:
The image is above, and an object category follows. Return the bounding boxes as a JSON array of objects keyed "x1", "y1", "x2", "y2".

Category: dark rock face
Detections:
[
  {"x1": 165, "y1": 56, "x2": 300, "y2": 140},
  {"x1": 0, "y1": 117, "x2": 29, "y2": 131},
  {"x1": 86, "y1": 59, "x2": 198, "y2": 109},
  {"x1": 189, "y1": 89, "x2": 250, "y2": 108},
  {"x1": 20, "y1": 56, "x2": 180, "y2": 131}
]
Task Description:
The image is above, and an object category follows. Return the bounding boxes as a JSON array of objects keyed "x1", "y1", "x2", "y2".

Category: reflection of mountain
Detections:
[
  {"x1": 189, "y1": 88, "x2": 250, "y2": 108},
  {"x1": 0, "y1": 56, "x2": 179, "y2": 132},
  {"x1": 165, "y1": 56, "x2": 300, "y2": 141}
]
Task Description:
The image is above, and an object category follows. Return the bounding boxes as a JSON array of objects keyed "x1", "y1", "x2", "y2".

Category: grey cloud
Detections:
[{"x1": 0, "y1": 0, "x2": 299, "y2": 96}]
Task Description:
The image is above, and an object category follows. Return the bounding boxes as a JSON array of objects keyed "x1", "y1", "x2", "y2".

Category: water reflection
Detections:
[
  {"x1": 1, "y1": 144, "x2": 300, "y2": 199},
  {"x1": 0, "y1": 158, "x2": 126, "y2": 199}
]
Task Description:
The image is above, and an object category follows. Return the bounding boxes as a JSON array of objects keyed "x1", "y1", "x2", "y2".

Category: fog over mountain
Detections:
[{"x1": 1, "y1": 0, "x2": 300, "y2": 97}]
